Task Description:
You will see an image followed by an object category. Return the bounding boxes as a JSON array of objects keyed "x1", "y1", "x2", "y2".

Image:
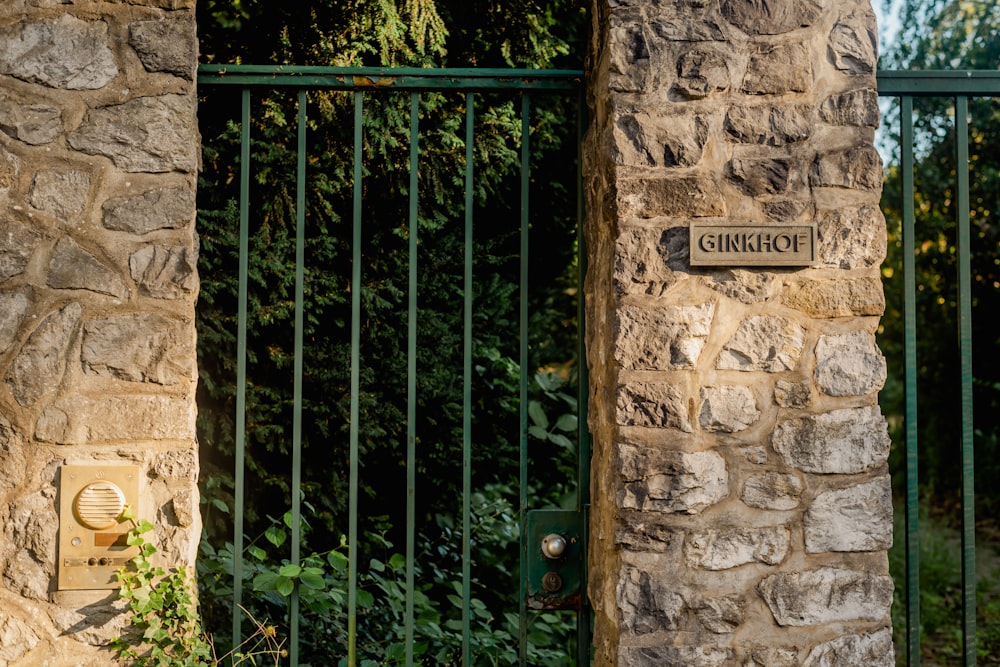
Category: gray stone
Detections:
[
  {"x1": 5, "y1": 303, "x2": 81, "y2": 407},
  {"x1": 82, "y1": 313, "x2": 193, "y2": 384},
  {"x1": 820, "y1": 88, "x2": 880, "y2": 127},
  {"x1": 742, "y1": 42, "x2": 811, "y2": 94},
  {"x1": 68, "y1": 95, "x2": 198, "y2": 173},
  {"x1": 805, "y1": 476, "x2": 893, "y2": 553},
  {"x1": 615, "y1": 227, "x2": 688, "y2": 297},
  {"x1": 705, "y1": 269, "x2": 777, "y2": 304},
  {"x1": 623, "y1": 646, "x2": 733, "y2": 667},
  {"x1": 0, "y1": 221, "x2": 40, "y2": 283},
  {"x1": 772, "y1": 407, "x2": 890, "y2": 474},
  {"x1": 617, "y1": 382, "x2": 692, "y2": 432},
  {"x1": 684, "y1": 526, "x2": 789, "y2": 570},
  {"x1": 28, "y1": 170, "x2": 90, "y2": 220},
  {"x1": 0, "y1": 610, "x2": 40, "y2": 663},
  {"x1": 803, "y1": 628, "x2": 894, "y2": 667},
  {"x1": 649, "y1": 15, "x2": 725, "y2": 42},
  {"x1": 2, "y1": 492, "x2": 57, "y2": 600},
  {"x1": 614, "y1": 112, "x2": 708, "y2": 168},
  {"x1": 782, "y1": 277, "x2": 885, "y2": 318},
  {"x1": 0, "y1": 416, "x2": 27, "y2": 490},
  {"x1": 720, "y1": 0, "x2": 823, "y2": 35},
  {"x1": 741, "y1": 472, "x2": 803, "y2": 510},
  {"x1": 699, "y1": 385, "x2": 759, "y2": 433},
  {"x1": 618, "y1": 568, "x2": 685, "y2": 635},
  {"x1": 47, "y1": 237, "x2": 128, "y2": 299},
  {"x1": 744, "y1": 648, "x2": 800, "y2": 667},
  {"x1": 608, "y1": 20, "x2": 649, "y2": 93},
  {"x1": 693, "y1": 595, "x2": 744, "y2": 633},
  {"x1": 129, "y1": 244, "x2": 198, "y2": 299},
  {"x1": 817, "y1": 204, "x2": 887, "y2": 269},
  {"x1": 619, "y1": 444, "x2": 728, "y2": 514},
  {"x1": 774, "y1": 379, "x2": 811, "y2": 408},
  {"x1": 102, "y1": 188, "x2": 195, "y2": 235},
  {"x1": 129, "y1": 18, "x2": 197, "y2": 80},
  {"x1": 725, "y1": 104, "x2": 813, "y2": 146},
  {"x1": 674, "y1": 47, "x2": 730, "y2": 98},
  {"x1": 729, "y1": 157, "x2": 793, "y2": 196},
  {"x1": 763, "y1": 198, "x2": 809, "y2": 222},
  {"x1": 830, "y1": 13, "x2": 878, "y2": 75},
  {"x1": 740, "y1": 445, "x2": 768, "y2": 464},
  {"x1": 616, "y1": 522, "x2": 684, "y2": 553},
  {"x1": 35, "y1": 394, "x2": 196, "y2": 444},
  {"x1": 616, "y1": 303, "x2": 715, "y2": 370},
  {"x1": 716, "y1": 315, "x2": 805, "y2": 372},
  {"x1": 0, "y1": 15, "x2": 117, "y2": 90},
  {"x1": 171, "y1": 491, "x2": 196, "y2": 528},
  {"x1": 152, "y1": 449, "x2": 198, "y2": 481},
  {"x1": 0, "y1": 94, "x2": 62, "y2": 145},
  {"x1": 811, "y1": 145, "x2": 882, "y2": 191},
  {"x1": 0, "y1": 289, "x2": 31, "y2": 354},
  {"x1": 758, "y1": 567, "x2": 893, "y2": 626},
  {"x1": 0, "y1": 145, "x2": 17, "y2": 193},
  {"x1": 815, "y1": 330, "x2": 886, "y2": 397},
  {"x1": 617, "y1": 176, "x2": 726, "y2": 219}
]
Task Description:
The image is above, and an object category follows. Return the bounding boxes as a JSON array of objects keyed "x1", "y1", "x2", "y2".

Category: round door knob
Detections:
[{"x1": 541, "y1": 533, "x2": 567, "y2": 559}]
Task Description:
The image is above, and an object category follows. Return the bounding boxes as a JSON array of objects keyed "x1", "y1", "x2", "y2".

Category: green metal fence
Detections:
[
  {"x1": 878, "y1": 70, "x2": 1000, "y2": 666},
  {"x1": 197, "y1": 65, "x2": 588, "y2": 666}
]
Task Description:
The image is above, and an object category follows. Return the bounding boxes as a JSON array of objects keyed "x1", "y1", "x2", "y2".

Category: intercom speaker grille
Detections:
[{"x1": 74, "y1": 482, "x2": 126, "y2": 530}]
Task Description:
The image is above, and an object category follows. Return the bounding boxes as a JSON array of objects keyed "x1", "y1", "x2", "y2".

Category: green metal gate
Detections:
[
  {"x1": 196, "y1": 65, "x2": 589, "y2": 666},
  {"x1": 878, "y1": 70, "x2": 1000, "y2": 666}
]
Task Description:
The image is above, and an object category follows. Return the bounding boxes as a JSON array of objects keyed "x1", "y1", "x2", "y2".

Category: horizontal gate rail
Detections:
[
  {"x1": 198, "y1": 65, "x2": 587, "y2": 667},
  {"x1": 876, "y1": 69, "x2": 997, "y2": 667}
]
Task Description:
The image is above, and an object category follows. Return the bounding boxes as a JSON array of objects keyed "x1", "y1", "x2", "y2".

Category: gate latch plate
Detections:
[{"x1": 525, "y1": 509, "x2": 585, "y2": 610}]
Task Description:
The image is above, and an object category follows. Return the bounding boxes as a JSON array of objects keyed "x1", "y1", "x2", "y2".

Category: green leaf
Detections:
[
  {"x1": 299, "y1": 569, "x2": 326, "y2": 590},
  {"x1": 548, "y1": 433, "x2": 574, "y2": 450},
  {"x1": 555, "y1": 413, "x2": 577, "y2": 432},
  {"x1": 328, "y1": 550, "x2": 349, "y2": 572},
  {"x1": 253, "y1": 571, "x2": 279, "y2": 592},
  {"x1": 356, "y1": 589, "x2": 375, "y2": 608},
  {"x1": 528, "y1": 400, "x2": 548, "y2": 429},
  {"x1": 528, "y1": 425, "x2": 549, "y2": 441},
  {"x1": 275, "y1": 575, "x2": 294, "y2": 596},
  {"x1": 278, "y1": 563, "x2": 302, "y2": 578},
  {"x1": 265, "y1": 525, "x2": 287, "y2": 548}
]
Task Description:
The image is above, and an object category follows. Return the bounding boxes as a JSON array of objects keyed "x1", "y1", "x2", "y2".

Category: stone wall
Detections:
[
  {"x1": 584, "y1": 0, "x2": 892, "y2": 664},
  {"x1": 0, "y1": 1, "x2": 199, "y2": 664}
]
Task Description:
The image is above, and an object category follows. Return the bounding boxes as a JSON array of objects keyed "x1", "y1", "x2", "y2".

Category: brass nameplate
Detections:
[{"x1": 690, "y1": 224, "x2": 815, "y2": 267}]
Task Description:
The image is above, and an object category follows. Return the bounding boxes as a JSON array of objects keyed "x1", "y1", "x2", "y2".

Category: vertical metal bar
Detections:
[
  {"x1": 232, "y1": 87, "x2": 251, "y2": 652},
  {"x1": 462, "y1": 92, "x2": 474, "y2": 667},
  {"x1": 518, "y1": 93, "x2": 531, "y2": 667},
  {"x1": 405, "y1": 91, "x2": 420, "y2": 667},
  {"x1": 348, "y1": 90, "x2": 363, "y2": 667},
  {"x1": 289, "y1": 87, "x2": 307, "y2": 667},
  {"x1": 575, "y1": 88, "x2": 591, "y2": 667},
  {"x1": 955, "y1": 95, "x2": 977, "y2": 667},
  {"x1": 901, "y1": 95, "x2": 921, "y2": 667}
]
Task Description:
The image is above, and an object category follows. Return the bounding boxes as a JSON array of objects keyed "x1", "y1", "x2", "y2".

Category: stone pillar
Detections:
[
  {"x1": 585, "y1": 1, "x2": 892, "y2": 664},
  {"x1": 0, "y1": 1, "x2": 199, "y2": 664}
]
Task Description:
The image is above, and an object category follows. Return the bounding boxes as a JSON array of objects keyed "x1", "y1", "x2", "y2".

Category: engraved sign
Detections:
[{"x1": 690, "y1": 224, "x2": 815, "y2": 267}]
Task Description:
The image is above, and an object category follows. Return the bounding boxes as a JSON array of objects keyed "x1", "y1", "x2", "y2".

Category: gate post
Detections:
[
  {"x1": 584, "y1": 1, "x2": 893, "y2": 664},
  {"x1": 0, "y1": 1, "x2": 199, "y2": 663}
]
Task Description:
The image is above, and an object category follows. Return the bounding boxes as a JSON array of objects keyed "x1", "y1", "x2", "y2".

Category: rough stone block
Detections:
[
  {"x1": 693, "y1": 595, "x2": 744, "y2": 633},
  {"x1": 5, "y1": 302, "x2": 81, "y2": 407},
  {"x1": 617, "y1": 176, "x2": 726, "y2": 219},
  {"x1": 742, "y1": 42, "x2": 811, "y2": 94},
  {"x1": 0, "y1": 94, "x2": 62, "y2": 145},
  {"x1": 0, "y1": 15, "x2": 117, "y2": 90},
  {"x1": 815, "y1": 330, "x2": 886, "y2": 397},
  {"x1": 615, "y1": 227, "x2": 687, "y2": 297},
  {"x1": 758, "y1": 567, "x2": 893, "y2": 626},
  {"x1": 716, "y1": 315, "x2": 804, "y2": 372},
  {"x1": 720, "y1": 0, "x2": 822, "y2": 35},
  {"x1": 68, "y1": 95, "x2": 198, "y2": 173},
  {"x1": 618, "y1": 567, "x2": 685, "y2": 635},
  {"x1": 152, "y1": 449, "x2": 198, "y2": 481},
  {"x1": 102, "y1": 188, "x2": 195, "y2": 235},
  {"x1": 704, "y1": 269, "x2": 777, "y2": 304},
  {"x1": 623, "y1": 646, "x2": 733, "y2": 667},
  {"x1": 820, "y1": 88, "x2": 880, "y2": 127},
  {"x1": 0, "y1": 416, "x2": 27, "y2": 490},
  {"x1": 743, "y1": 647, "x2": 800, "y2": 667},
  {"x1": 82, "y1": 313, "x2": 193, "y2": 384},
  {"x1": 129, "y1": 18, "x2": 197, "y2": 80},
  {"x1": 699, "y1": 385, "x2": 760, "y2": 433},
  {"x1": 782, "y1": 277, "x2": 885, "y2": 318},
  {"x1": 674, "y1": 47, "x2": 730, "y2": 98},
  {"x1": 0, "y1": 145, "x2": 18, "y2": 193},
  {"x1": 729, "y1": 157, "x2": 794, "y2": 197},
  {"x1": 725, "y1": 105, "x2": 812, "y2": 146},
  {"x1": 684, "y1": 525, "x2": 790, "y2": 569},
  {"x1": 35, "y1": 394, "x2": 196, "y2": 444},
  {"x1": 28, "y1": 170, "x2": 91, "y2": 220},
  {"x1": 0, "y1": 288, "x2": 31, "y2": 354},
  {"x1": 805, "y1": 476, "x2": 893, "y2": 553},
  {"x1": 817, "y1": 204, "x2": 887, "y2": 269},
  {"x1": 649, "y1": 14, "x2": 725, "y2": 42},
  {"x1": 803, "y1": 628, "x2": 894, "y2": 666},
  {"x1": 740, "y1": 471, "x2": 803, "y2": 510},
  {"x1": 616, "y1": 303, "x2": 715, "y2": 370},
  {"x1": 2, "y1": 491, "x2": 57, "y2": 600},
  {"x1": 774, "y1": 379, "x2": 811, "y2": 408},
  {"x1": 619, "y1": 444, "x2": 728, "y2": 514},
  {"x1": 47, "y1": 237, "x2": 128, "y2": 299},
  {"x1": 830, "y1": 12, "x2": 878, "y2": 75},
  {"x1": 614, "y1": 112, "x2": 708, "y2": 168},
  {"x1": 0, "y1": 221, "x2": 40, "y2": 283},
  {"x1": 772, "y1": 407, "x2": 890, "y2": 474},
  {"x1": 0, "y1": 610, "x2": 40, "y2": 663},
  {"x1": 617, "y1": 382, "x2": 692, "y2": 431},
  {"x1": 129, "y1": 244, "x2": 198, "y2": 299},
  {"x1": 811, "y1": 145, "x2": 883, "y2": 191}
]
